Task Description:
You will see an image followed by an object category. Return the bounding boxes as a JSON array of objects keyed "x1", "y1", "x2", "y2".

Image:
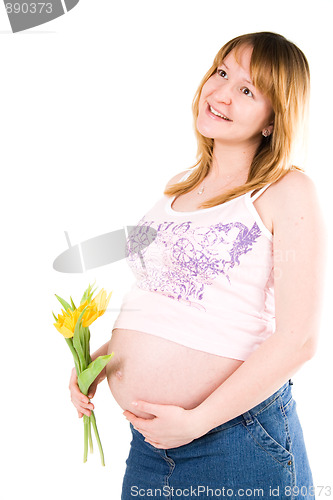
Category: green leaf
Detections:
[
  {"x1": 79, "y1": 323, "x2": 88, "y2": 367},
  {"x1": 73, "y1": 307, "x2": 88, "y2": 372},
  {"x1": 55, "y1": 294, "x2": 72, "y2": 312},
  {"x1": 77, "y1": 354, "x2": 114, "y2": 395},
  {"x1": 80, "y1": 281, "x2": 97, "y2": 305},
  {"x1": 83, "y1": 326, "x2": 91, "y2": 365},
  {"x1": 70, "y1": 296, "x2": 77, "y2": 310},
  {"x1": 52, "y1": 311, "x2": 58, "y2": 321}
]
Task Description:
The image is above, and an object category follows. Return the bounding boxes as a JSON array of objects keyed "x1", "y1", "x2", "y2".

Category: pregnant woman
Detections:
[{"x1": 69, "y1": 32, "x2": 326, "y2": 498}]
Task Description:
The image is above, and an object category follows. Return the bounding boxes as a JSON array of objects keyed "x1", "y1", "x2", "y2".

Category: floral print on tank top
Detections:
[{"x1": 125, "y1": 218, "x2": 262, "y2": 312}]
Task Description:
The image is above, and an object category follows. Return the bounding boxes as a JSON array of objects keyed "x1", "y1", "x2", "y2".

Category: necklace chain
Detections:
[{"x1": 197, "y1": 175, "x2": 233, "y2": 195}]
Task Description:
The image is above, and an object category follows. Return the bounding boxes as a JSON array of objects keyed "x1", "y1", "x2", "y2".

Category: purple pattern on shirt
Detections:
[{"x1": 126, "y1": 218, "x2": 262, "y2": 311}]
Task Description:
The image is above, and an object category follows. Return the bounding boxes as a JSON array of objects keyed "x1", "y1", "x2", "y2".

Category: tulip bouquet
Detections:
[{"x1": 52, "y1": 282, "x2": 114, "y2": 466}]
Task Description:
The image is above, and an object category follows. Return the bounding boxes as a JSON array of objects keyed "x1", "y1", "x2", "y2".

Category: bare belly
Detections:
[{"x1": 106, "y1": 328, "x2": 243, "y2": 419}]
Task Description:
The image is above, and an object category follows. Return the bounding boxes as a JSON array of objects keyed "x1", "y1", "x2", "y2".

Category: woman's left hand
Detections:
[{"x1": 122, "y1": 401, "x2": 204, "y2": 449}]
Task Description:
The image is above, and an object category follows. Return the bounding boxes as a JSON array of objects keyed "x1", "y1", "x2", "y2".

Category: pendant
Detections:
[{"x1": 197, "y1": 185, "x2": 205, "y2": 195}]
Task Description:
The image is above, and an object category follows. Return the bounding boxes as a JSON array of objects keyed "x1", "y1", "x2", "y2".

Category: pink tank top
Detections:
[{"x1": 113, "y1": 170, "x2": 275, "y2": 361}]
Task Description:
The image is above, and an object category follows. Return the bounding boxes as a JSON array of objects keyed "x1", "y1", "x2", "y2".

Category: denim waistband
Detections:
[{"x1": 206, "y1": 379, "x2": 293, "y2": 435}]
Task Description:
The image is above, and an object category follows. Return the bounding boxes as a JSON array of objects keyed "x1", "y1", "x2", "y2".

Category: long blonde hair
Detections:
[{"x1": 164, "y1": 31, "x2": 310, "y2": 209}]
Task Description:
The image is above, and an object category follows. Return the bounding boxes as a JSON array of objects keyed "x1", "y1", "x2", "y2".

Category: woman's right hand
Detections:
[{"x1": 69, "y1": 367, "x2": 98, "y2": 418}]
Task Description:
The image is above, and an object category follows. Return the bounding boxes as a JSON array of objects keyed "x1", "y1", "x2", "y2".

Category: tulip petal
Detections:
[
  {"x1": 82, "y1": 311, "x2": 99, "y2": 328},
  {"x1": 55, "y1": 323, "x2": 74, "y2": 338},
  {"x1": 105, "y1": 292, "x2": 112, "y2": 309}
]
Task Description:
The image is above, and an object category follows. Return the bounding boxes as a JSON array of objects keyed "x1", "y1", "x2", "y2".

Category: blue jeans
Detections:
[{"x1": 121, "y1": 380, "x2": 315, "y2": 499}]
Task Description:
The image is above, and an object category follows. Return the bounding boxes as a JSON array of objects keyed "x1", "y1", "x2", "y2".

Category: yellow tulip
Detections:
[
  {"x1": 53, "y1": 290, "x2": 112, "y2": 336},
  {"x1": 92, "y1": 289, "x2": 112, "y2": 315},
  {"x1": 81, "y1": 289, "x2": 112, "y2": 327},
  {"x1": 81, "y1": 304, "x2": 99, "y2": 328},
  {"x1": 53, "y1": 284, "x2": 114, "y2": 466},
  {"x1": 53, "y1": 301, "x2": 89, "y2": 338},
  {"x1": 54, "y1": 307, "x2": 82, "y2": 338}
]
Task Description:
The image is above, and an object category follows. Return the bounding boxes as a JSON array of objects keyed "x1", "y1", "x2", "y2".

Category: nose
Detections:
[{"x1": 213, "y1": 81, "x2": 232, "y2": 105}]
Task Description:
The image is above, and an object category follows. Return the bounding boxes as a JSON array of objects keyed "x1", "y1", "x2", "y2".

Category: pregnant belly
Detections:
[{"x1": 106, "y1": 328, "x2": 243, "y2": 419}]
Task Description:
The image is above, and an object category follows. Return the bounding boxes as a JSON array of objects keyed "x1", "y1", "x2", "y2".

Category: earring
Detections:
[{"x1": 262, "y1": 129, "x2": 270, "y2": 137}]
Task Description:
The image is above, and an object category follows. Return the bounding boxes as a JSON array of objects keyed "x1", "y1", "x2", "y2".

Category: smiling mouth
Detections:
[{"x1": 208, "y1": 104, "x2": 232, "y2": 121}]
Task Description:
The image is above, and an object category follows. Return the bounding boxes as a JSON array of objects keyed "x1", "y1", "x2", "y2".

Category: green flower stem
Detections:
[
  {"x1": 83, "y1": 415, "x2": 89, "y2": 463},
  {"x1": 84, "y1": 327, "x2": 91, "y2": 366},
  {"x1": 65, "y1": 338, "x2": 80, "y2": 376},
  {"x1": 90, "y1": 410, "x2": 105, "y2": 466},
  {"x1": 88, "y1": 417, "x2": 93, "y2": 453},
  {"x1": 73, "y1": 309, "x2": 88, "y2": 372}
]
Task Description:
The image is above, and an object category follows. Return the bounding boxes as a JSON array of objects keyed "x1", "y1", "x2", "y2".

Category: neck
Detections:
[{"x1": 208, "y1": 139, "x2": 259, "y2": 182}]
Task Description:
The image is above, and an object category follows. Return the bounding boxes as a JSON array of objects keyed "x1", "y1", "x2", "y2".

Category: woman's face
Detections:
[{"x1": 196, "y1": 45, "x2": 274, "y2": 147}]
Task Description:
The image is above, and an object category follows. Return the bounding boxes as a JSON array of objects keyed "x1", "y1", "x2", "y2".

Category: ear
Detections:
[
  {"x1": 267, "y1": 122, "x2": 274, "y2": 135},
  {"x1": 268, "y1": 114, "x2": 274, "y2": 133},
  {"x1": 262, "y1": 121, "x2": 274, "y2": 136}
]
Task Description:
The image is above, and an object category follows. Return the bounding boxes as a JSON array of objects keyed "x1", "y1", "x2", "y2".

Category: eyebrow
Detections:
[{"x1": 221, "y1": 61, "x2": 254, "y2": 87}]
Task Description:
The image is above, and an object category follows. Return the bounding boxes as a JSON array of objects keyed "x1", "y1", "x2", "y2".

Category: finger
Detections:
[
  {"x1": 72, "y1": 397, "x2": 94, "y2": 413},
  {"x1": 145, "y1": 439, "x2": 164, "y2": 449},
  {"x1": 124, "y1": 415, "x2": 148, "y2": 433},
  {"x1": 139, "y1": 430, "x2": 156, "y2": 441},
  {"x1": 70, "y1": 381, "x2": 92, "y2": 404},
  {"x1": 71, "y1": 391, "x2": 94, "y2": 407},
  {"x1": 69, "y1": 368, "x2": 94, "y2": 417},
  {"x1": 73, "y1": 403, "x2": 95, "y2": 414},
  {"x1": 123, "y1": 410, "x2": 137, "y2": 419},
  {"x1": 71, "y1": 392, "x2": 94, "y2": 410},
  {"x1": 131, "y1": 401, "x2": 162, "y2": 416},
  {"x1": 82, "y1": 409, "x2": 92, "y2": 417},
  {"x1": 87, "y1": 383, "x2": 97, "y2": 399},
  {"x1": 123, "y1": 414, "x2": 138, "y2": 427},
  {"x1": 69, "y1": 368, "x2": 78, "y2": 385},
  {"x1": 78, "y1": 397, "x2": 94, "y2": 409},
  {"x1": 75, "y1": 404, "x2": 93, "y2": 417},
  {"x1": 70, "y1": 387, "x2": 88, "y2": 407}
]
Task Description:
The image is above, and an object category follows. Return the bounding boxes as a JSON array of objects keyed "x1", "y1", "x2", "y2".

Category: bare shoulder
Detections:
[
  {"x1": 269, "y1": 169, "x2": 317, "y2": 201},
  {"x1": 268, "y1": 169, "x2": 325, "y2": 234},
  {"x1": 165, "y1": 170, "x2": 191, "y2": 190},
  {"x1": 269, "y1": 170, "x2": 315, "y2": 192},
  {"x1": 253, "y1": 170, "x2": 320, "y2": 234}
]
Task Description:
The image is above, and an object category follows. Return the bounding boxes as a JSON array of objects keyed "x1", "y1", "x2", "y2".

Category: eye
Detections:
[
  {"x1": 217, "y1": 69, "x2": 228, "y2": 78},
  {"x1": 242, "y1": 87, "x2": 254, "y2": 98}
]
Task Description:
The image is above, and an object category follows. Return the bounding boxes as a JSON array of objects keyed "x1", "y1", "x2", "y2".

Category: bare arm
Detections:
[
  {"x1": 121, "y1": 171, "x2": 327, "y2": 449},
  {"x1": 90, "y1": 340, "x2": 110, "y2": 382},
  {"x1": 191, "y1": 171, "x2": 327, "y2": 433}
]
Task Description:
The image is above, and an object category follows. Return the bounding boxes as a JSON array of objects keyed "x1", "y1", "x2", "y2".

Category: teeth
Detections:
[{"x1": 209, "y1": 105, "x2": 230, "y2": 120}]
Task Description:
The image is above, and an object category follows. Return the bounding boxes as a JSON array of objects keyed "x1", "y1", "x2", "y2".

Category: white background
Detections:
[{"x1": 1, "y1": 0, "x2": 332, "y2": 498}]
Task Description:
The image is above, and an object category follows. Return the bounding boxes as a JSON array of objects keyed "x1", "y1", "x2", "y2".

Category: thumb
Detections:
[
  {"x1": 87, "y1": 379, "x2": 98, "y2": 399},
  {"x1": 132, "y1": 400, "x2": 164, "y2": 416}
]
